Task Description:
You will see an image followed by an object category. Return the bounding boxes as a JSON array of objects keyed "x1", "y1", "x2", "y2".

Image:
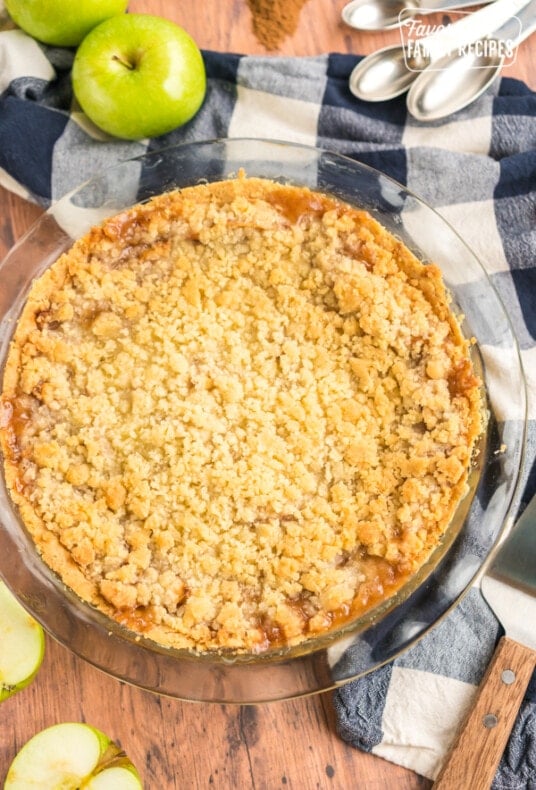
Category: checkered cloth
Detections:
[{"x1": 0, "y1": 11, "x2": 535, "y2": 787}]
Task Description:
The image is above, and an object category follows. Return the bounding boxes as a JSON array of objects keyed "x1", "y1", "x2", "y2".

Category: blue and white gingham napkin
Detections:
[{"x1": 0, "y1": 9, "x2": 535, "y2": 787}]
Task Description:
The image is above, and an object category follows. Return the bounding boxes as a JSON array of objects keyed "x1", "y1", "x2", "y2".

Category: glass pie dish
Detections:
[{"x1": 0, "y1": 139, "x2": 527, "y2": 703}]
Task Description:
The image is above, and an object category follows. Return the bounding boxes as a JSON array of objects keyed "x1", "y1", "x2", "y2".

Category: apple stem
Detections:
[{"x1": 112, "y1": 54, "x2": 136, "y2": 70}]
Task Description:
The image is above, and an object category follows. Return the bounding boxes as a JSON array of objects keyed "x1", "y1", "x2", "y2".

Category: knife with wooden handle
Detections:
[{"x1": 434, "y1": 493, "x2": 536, "y2": 790}]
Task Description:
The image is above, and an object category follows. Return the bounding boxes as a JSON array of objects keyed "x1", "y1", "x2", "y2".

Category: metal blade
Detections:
[{"x1": 481, "y1": 493, "x2": 536, "y2": 651}]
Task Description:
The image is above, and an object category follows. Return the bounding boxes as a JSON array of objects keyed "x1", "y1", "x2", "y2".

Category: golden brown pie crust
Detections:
[{"x1": 0, "y1": 175, "x2": 483, "y2": 653}]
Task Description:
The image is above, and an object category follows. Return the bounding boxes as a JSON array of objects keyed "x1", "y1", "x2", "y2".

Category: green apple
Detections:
[
  {"x1": 72, "y1": 13, "x2": 207, "y2": 140},
  {"x1": 0, "y1": 580, "x2": 45, "y2": 702},
  {"x1": 4, "y1": 0, "x2": 128, "y2": 47},
  {"x1": 5, "y1": 722, "x2": 143, "y2": 789}
]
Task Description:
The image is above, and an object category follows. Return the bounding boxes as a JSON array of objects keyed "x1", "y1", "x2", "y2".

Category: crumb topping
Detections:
[{"x1": 0, "y1": 176, "x2": 483, "y2": 653}]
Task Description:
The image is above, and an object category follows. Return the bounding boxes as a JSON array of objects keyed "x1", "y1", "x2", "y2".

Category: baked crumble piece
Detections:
[{"x1": 0, "y1": 175, "x2": 483, "y2": 653}]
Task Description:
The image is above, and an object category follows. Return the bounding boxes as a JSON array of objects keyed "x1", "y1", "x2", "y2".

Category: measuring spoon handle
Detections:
[
  {"x1": 423, "y1": 0, "x2": 493, "y2": 10},
  {"x1": 495, "y1": 0, "x2": 536, "y2": 46},
  {"x1": 419, "y1": 0, "x2": 529, "y2": 62}
]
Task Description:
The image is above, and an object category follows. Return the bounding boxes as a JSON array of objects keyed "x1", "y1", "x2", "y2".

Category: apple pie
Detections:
[{"x1": 0, "y1": 175, "x2": 483, "y2": 653}]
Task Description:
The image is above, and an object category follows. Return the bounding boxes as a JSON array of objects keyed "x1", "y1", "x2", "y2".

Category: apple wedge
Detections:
[
  {"x1": 5, "y1": 722, "x2": 143, "y2": 789},
  {"x1": 0, "y1": 580, "x2": 45, "y2": 702}
]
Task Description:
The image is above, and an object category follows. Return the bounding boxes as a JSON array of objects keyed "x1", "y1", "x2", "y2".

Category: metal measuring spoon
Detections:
[
  {"x1": 348, "y1": 0, "x2": 530, "y2": 102},
  {"x1": 349, "y1": 43, "x2": 427, "y2": 101},
  {"x1": 341, "y1": 0, "x2": 492, "y2": 32},
  {"x1": 406, "y1": 0, "x2": 536, "y2": 120}
]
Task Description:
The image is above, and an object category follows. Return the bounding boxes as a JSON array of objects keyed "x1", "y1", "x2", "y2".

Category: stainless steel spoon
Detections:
[
  {"x1": 406, "y1": 0, "x2": 536, "y2": 120},
  {"x1": 341, "y1": 0, "x2": 492, "y2": 31},
  {"x1": 349, "y1": 42, "x2": 427, "y2": 101},
  {"x1": 348, "y1": 0, "x2": 530, "y2": 102}
]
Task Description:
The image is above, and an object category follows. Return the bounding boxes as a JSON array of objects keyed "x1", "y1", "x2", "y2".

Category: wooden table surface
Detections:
[{"x1": 0, "y1": 2, "x2": 534, "y2": 788}]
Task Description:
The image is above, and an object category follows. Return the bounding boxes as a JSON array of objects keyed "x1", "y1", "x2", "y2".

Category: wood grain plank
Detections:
[
  {"x1": 0, "y1": 637, "x2": 431, "y2": 788},
  {"x1": 128, "y1": 0, "x2": 536, "y2": 88}
]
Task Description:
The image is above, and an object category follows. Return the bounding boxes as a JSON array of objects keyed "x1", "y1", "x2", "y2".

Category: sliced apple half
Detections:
[
  {"x1": 5, "y1": 722, "x2": 143, "y2": 789},
  {"x1": 0, "y1": 580, "x2": 45, "y2": 702}
]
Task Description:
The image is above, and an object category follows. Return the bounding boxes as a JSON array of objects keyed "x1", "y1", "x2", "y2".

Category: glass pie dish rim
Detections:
[{"x1": 0, "y1": 137, "x2": 528, "y2": 703}]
